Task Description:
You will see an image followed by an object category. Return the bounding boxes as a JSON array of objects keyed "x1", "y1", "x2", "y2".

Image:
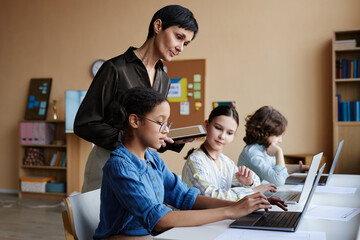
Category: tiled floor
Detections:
[{"x1": 0, "y1": 193, "x2": 65, "y2": 240}]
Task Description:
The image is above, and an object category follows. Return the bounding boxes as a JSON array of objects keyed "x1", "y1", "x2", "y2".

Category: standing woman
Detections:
[{"x1": 74, "y1": 5, "x2": 199, "y2": 193}]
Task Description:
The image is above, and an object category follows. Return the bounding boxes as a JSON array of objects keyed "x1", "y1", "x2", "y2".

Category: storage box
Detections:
[
  {"x1": 46, "y1": 181, "x2": 66, "y2": 193},
  {"x1": 20, "y1": 176, "x2": 55, "y2": 193}
]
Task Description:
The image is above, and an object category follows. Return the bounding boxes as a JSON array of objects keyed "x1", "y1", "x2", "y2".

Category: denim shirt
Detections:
[{"x1": 94, "y1": 144, "x2": 200, "y2": 239}]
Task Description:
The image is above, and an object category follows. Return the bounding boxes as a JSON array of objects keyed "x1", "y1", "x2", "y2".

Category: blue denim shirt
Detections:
[{"x1": 94, "y1": 144, "x2": 200, "y2": 239}]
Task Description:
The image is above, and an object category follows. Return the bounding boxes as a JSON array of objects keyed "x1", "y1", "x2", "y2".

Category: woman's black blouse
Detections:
[{"x1": 74, "y1": 47, "x2": 171, "y2": 151}]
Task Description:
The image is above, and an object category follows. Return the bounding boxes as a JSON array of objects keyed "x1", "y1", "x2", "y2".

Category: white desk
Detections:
[{"x1": 155, "y1": 174, "x2": 360, "y2": 240}]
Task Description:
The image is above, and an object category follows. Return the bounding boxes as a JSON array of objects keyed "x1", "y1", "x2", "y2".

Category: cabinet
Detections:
[
  {"x1": 284, "y1": 154, "x2": 328, "y2": 173},
  {"x1": 332, "y1": 29, "x2": 360, "y2": 174},
  {"x1": 19, "y1": 120, "x2": 67, "y2": 199},
  {"x1": 19, "y1": 121, "x2": 93, "y2": 199}
]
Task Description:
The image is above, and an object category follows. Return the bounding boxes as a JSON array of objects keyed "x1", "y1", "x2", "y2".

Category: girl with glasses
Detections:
[{"x1": 94, "y1": 87, "x2": 287, "y2": 240}]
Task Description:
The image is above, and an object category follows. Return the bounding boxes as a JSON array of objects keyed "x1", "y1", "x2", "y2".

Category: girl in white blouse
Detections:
[{"x1": 182, "y1": 106, "x2": 277, "y2": 201}]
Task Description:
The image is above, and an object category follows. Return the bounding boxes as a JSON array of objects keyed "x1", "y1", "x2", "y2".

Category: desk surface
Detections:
[{"x1": 155, "y1": 174, "x2": 360, "y2": 240}]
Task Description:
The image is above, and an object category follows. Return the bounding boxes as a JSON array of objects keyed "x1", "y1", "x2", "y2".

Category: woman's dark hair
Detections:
[
  {"x1": 147, "y1": 5, "x2": 198, "y2": 40},
  {"x1": 243, "y1": 106, "x2": 287, "y2": 148},
  {"x1": 184, "y1": 106, "x2": 239, "y2": 160},
  {"x1": 115, "y1": 87, "x2": 167, "y2": 131}
]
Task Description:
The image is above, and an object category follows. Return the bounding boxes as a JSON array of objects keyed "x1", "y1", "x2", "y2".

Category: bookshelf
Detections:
[
  {"x1": 19, "y1": 120, "x2": 67, "y2": 199},
  {"x1": 332, "y1": 29, "x2": 360, "y2": 174},
  {"x1": 19, "y1": 120, "x2": 93, "y2": 199}
]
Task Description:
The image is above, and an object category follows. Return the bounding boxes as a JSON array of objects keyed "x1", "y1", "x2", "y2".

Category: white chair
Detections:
[{"x1": 62, "y1": 189, "x2": 101, "y2": 240}]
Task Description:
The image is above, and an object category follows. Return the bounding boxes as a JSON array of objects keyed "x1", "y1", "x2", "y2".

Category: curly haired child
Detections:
[{"x1": 237, "y1": 106, "x2": 309, "y2": 186}]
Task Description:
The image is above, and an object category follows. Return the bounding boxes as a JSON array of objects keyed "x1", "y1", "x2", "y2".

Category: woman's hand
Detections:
[
  {"x1": 235, "y1": 166, "x2": 254, "y2": 186},
  {"x1": 162, "y1": 136, "x2": 174, "y2": 147},
  {"x1": 299, "y1": 161, "x2": 310, "y2": 172},
  {"x1": 162, "y1": 137, "x2": 197, "y2": 147},
  {"x1": 267, "y1": 197, "x2": 288, "y2": 212},
  {"x1": 226, "y1": 192, "x2": 271, "y2": 219},
  {"x1": 253, "y1": 184, "x2": 277, "y2": 194},
  {"x1": 174, "y1": 137, "x2": 197, "y2": 145}
]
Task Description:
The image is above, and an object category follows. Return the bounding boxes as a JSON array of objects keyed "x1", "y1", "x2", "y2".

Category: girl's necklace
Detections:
[{"x1": 200, "y1": 144, "x2": 217, "y2": 161}]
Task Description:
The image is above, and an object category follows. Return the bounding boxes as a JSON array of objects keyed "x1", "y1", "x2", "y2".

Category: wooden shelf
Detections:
[
  {"x1": 19, "y1": 122, "x2": 93, "y2": 199},
  {"x1": 21, "y1": 144, "x2": 67, "y2": 148},
  {"x1": 19, "y1": 120, "x2": 68, "y2": 199},
  {"x1": 334, "y1": 47, "x2": 360, "y2": 52},
  {"x1": 335, "y1": 78, "x2": 360, "y2": 82},
  {"x1": 19, "y1": 191, "x2": 66, "y2": 200},
  {"x1": 21, "y1": 165, "x2": 67, "y2": 170},
  {"x1": 21, "y1": 120, "x2": 65, "y2": 123},
  {"x1": 336, "y1": 121, "x2": 360, "y2": 126},
  {"x1": 332, "y1": 29, "x2": 360, "y2": 174}
]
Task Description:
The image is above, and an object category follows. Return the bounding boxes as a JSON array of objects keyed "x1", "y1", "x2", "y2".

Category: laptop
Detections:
[
  {"x1": 229, "y1": 163, "x2": 326, "y2": 232},
  {"x1": 264, "y1": 152, "x2": 322, "y2": 204},
  {"x1": 285, "y1": 140, "x2": 344, "y2": 186}
]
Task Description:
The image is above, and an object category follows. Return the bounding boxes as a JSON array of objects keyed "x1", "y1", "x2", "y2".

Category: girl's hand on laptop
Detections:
[
  {"x1": 299, "y1": 161, "x2": 310, "y2": 172},
  {"x1": 267, "y1": 197, "x2": 288, "y2": 211},
  {"x1": 235, "y1": 166, "x2": 254, "y2": 186},
  {"x1": 228, "y1": 192, "x2": 271, "y2": 219},
  {"x1": 253, "y1": 184, "x2": 277, "y2": 194}
]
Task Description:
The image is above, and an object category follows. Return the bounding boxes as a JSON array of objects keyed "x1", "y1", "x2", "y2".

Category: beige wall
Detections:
[{"x1": 1, "y1": 0, "x2": 359, "y2": 190}]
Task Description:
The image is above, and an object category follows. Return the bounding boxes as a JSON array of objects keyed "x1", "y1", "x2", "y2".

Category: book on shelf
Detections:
[
  {"x1": 336, "y1": 58, "x2": 360, "y2": 79},
  {"x1": 337, "y1": 94, "x2": 360, "y2": 122},
  {"x1": 54, "y1": 151, "x2": 63, "y2": 166},
  {"x1": 334, "y1": 39, "x2": 357, "y2": 50},
  {"x1": 20, "y1": 122, "x2": 55, "y2": 145},
  {"x1": 49, "y1": 152, "x2": 58, "y2": 166},
  {"x1": 20, "y1": 122, "x2": 33, "y2": 145},
  {"x1": 50, "y1": 151, "x2": 66, "y2": 167},
  {"x1": 350, "y1": 101, "x2": 360, "y2": 121},
  {"x1": 63, "y1": 154, "x2": 67, "y2": 167},
  {"x1": 59, "y1": 152, "x2": 66, "y2": 167}
]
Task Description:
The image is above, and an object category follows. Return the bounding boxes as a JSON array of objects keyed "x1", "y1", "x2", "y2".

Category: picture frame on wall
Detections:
[{"x1": 24, "y1": 78, "x2": 52, "y2": 120}]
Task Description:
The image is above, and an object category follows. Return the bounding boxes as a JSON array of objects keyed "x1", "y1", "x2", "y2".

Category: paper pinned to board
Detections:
[
  {"x1": 214, "y1": 229, "x2": 325, "y2": 240},
  {"x1": 305, "y1": 205, "x2": 360, "y2": 221}
]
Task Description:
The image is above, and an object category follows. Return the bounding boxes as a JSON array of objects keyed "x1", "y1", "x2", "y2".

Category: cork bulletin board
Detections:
[{"x1": 163, "y1": 59, "x2": 205, "y2": 128}]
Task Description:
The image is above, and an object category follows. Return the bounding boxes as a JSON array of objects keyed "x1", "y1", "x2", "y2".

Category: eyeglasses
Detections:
[{"x1": 140, "y1": 116, "x2": 173, "y2": 133}]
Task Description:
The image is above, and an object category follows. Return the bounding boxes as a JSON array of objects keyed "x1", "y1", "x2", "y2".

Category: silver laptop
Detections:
[
  {"x1": 229, "y1": 163, "x2": 326, "y2": 232},
  {"x1": 285, "y1": 140, "x2": 344, "y2": 186},
  {"x1": 265, "y1": 152, "x2": 322, "y2": 204}
]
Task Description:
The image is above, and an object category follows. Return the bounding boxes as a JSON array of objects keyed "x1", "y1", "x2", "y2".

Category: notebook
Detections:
[
  {"x1": 285, "y1": 140, "x2": 344, "y2": 186},
  {"x1": 229, "y1": 163, "x2": 326, "y2": 232},
  {"x1": 264, "y1": 152, "x2": 322, "y2": 204}
]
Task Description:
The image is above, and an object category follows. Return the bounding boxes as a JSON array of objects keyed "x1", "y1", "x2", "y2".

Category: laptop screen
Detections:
[
  {"x1": 295, "y1": 163, "x2": 326, "y2": 231},
  {"x1": 328, "y1": 140, "x2": 344, "y2": 178}
]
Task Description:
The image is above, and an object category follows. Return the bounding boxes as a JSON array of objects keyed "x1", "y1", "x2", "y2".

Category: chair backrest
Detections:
[{"x1": 64, "y1": 189, "x2": 101, "y2": 240}]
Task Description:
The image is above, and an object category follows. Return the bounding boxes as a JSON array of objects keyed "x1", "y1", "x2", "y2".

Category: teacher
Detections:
[{"x1": 74, "y1": 5, "x2": 199, "y2": 193}]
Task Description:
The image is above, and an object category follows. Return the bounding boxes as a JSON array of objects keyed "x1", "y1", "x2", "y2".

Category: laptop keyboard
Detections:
[
  {"x1": 254, "y1": 211, "x2": 301, "y2": 228},
  {"x1": 270, "y1": 191, "x2": 299, "y2": 201}
]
